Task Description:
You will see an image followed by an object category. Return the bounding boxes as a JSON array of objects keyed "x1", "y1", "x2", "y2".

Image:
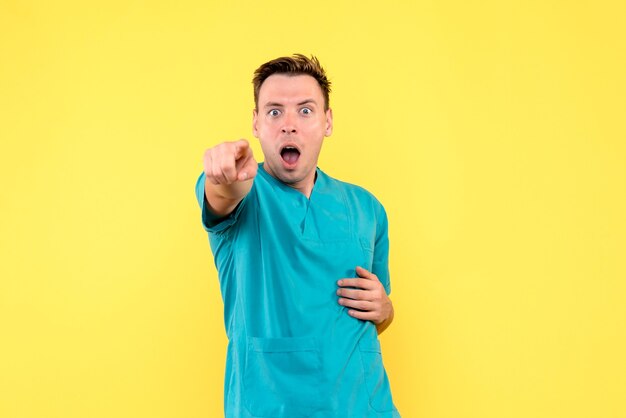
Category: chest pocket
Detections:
[
  {"x1": 302, "y1": 191, "x2": 353, "y2": 242},
  {"x1": 243, "y1": 337, "x2": 323, "y2": 418}
]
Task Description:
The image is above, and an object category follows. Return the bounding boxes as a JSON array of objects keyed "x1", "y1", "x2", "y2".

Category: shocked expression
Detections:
[{"x1": 253, "y1": 74, "x2": 333, "y2": 194}]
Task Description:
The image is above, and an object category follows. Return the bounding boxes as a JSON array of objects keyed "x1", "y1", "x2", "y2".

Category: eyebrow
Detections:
[
  {"x1": 297, "y1": 99, "x2": 316, "y2": 106},
  {"x1": 263, "y1": 99, "x2": 317, "y2": 108}
]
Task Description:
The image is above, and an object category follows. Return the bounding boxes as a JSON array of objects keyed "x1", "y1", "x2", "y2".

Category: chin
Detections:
[
  {"x1": 266, "y1": 158, "x2": 313, "y2": 185},
  {"x1": 277, "y1": 170, "x2": 304, "y2": 185}
]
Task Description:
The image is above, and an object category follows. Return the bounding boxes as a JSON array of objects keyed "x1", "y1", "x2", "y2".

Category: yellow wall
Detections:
[{"x1": 1, "y1": 1, "x2": 625, "y2": 417}]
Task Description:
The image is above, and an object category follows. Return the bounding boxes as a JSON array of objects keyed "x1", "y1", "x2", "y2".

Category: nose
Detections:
[{"x1": 281, "y1": 112, "x2": 297, "y2": 134}]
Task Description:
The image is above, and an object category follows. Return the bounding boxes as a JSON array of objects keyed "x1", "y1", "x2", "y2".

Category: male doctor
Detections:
[{"x1": 196, "y1": 54, "x2": 400, "y2": 417}]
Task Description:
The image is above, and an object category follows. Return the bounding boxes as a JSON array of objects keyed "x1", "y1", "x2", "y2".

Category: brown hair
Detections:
[{"x1": 252, "y1": 54, "x2": 332, "y2": 110}]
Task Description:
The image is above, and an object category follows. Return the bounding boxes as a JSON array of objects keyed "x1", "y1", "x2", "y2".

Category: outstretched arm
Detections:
[{"x1": 203, "y1": 139, "x2": 258, "y2": 217}]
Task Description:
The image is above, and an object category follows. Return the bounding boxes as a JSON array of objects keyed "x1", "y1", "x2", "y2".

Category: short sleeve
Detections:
[
  {"x1": 372, "y1": 204, "x2": 391, "y2": 295},
  {"x1": 194, "y1": 172, "x2": 247, "y2": 234}
]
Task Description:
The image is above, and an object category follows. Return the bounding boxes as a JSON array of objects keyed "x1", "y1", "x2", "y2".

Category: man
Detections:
[{"x1": 195, "y1": 54, "x2": 400, "y2": 417}]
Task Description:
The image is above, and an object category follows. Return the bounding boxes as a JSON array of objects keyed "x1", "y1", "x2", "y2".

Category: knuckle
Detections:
[{"x1": 220, "y1": 160, "x2": 233, "y2": 173}]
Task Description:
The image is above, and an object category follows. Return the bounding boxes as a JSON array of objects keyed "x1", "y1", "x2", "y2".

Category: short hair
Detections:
[{"x1": 253, "y1": 54, "x2": 332, "y2": 110}]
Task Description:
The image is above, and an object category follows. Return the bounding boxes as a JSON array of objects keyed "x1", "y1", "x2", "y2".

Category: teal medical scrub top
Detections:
[{"x1": 196, "y1": 163, "x2": 400, "y2": 418}]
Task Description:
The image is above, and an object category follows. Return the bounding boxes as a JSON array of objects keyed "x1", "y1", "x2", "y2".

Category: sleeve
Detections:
[
  {"x1": 194, "y1": 172, "x2": 247, "y2": 235},
  {"x1": 372, "y1": 203, "x2": 391, "y2": 295}
]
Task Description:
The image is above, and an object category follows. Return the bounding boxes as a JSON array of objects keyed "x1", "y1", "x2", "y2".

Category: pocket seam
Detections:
[
  {"x1": 243, "y1": 337, "x2": 323, "y2": 418},
  {"x1": 358, "y1": 339, "x2": 394, "y2": 413}
]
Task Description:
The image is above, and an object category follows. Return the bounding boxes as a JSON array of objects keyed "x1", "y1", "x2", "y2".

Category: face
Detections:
[{"x1": 253, "y1": 74, "x2": 333, "y2": 194}]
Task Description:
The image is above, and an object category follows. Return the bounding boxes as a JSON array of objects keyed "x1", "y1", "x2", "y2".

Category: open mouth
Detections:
[{"x1": 280, "y1": 145, "x2": 301, "y2": 165}]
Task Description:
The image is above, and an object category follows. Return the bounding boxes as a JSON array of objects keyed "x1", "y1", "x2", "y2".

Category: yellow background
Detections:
[{"x1": 1, "y1": 1, "x2": 625, "y2": 417}]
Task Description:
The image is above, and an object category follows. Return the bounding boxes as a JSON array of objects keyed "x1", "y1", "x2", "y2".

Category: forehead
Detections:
[{"x1": 258, "y1": 74, "x2": 324, "y2": 105}]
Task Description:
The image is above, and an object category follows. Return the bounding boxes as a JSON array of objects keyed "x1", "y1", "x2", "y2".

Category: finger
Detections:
[
  {"x1": 235, "y1": 147, "x2": 257, "y2": 181},
  {"x1": 356, "y1": 266, "x2": 379, "y2": 281},
  {"x1": 233, "y1": 139, "x2": 250, "y2": 160},
  {"x1": 204, "y1": 153, "x2": 219, "y2": 185},
  {"x1": 337, "y1": 278, "x2": 377, "y2": 290},
  {"x1": 338, "y1": 298, "x2": 375, "y2": 311},
  {"x1": 211, "y1": 158, "x2": 228, "y2": 184},
  {"x1": 220, "y1": 164, "x2": 237, "y2": 184},
  {"x1": 207, "y1": 174, "x2": 220, "y2": 185},
  {"x1": 336, "y1": 288, "x2": 370, "y2": 301},
  {"x1": 346, "y1": 310, "x2": 378, "y2": 321},
  {"x1": 208, "y1": 154, "x2": 228, "y2": 185},
  {"x1": 218, "y1": 149, "x2": 238, "y2": 184},
  {"x1": 237, "y1": 160, "x2": 257, "y2": 181}
]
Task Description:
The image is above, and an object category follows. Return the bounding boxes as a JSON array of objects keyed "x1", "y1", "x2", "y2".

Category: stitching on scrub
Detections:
[
  {"x1": 358, "y1": 341, "x2": 395, "y2": 413},
  {"x1": 242, "y1": 337, "x2": 323, "y2": 418},
  {"x1": 338, "y1": 184, "x2": 354, "y2": 239}
]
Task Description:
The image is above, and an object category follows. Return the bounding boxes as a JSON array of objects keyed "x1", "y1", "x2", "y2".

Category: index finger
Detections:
[
  {"x1": 337, "y1": 278, "x2": 376, "y2": 290},
  {"x1": 355, "y1": 266, "x2": 379, "y2": 281},
  {"x1": 233, "y1": 139, "x2": 250, "y2": 159}
]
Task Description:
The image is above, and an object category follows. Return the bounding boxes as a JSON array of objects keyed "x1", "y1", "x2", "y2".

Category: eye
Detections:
[
  {"x1": 300, "y1": 107, "x2": 312, "y2": 115},
  {"x1": 268, "y1": 109, "x2": 281, "y2": 117}
]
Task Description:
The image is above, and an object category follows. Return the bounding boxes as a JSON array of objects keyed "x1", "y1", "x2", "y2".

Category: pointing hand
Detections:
[{"x1": 203, "y1": 139, "x2": 257, "y2": 185}]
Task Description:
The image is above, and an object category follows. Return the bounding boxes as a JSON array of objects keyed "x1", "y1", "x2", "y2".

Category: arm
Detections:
[{"x1": 203, "y1": 139, "x2": 258, "y2": 217}]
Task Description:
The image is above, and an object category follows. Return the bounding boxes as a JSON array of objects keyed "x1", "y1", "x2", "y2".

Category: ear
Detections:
[
  {"x1": 252, "y1": 108, "x2": 259, "y2": 138},
  {"x1": 324, "y1": 108, "x2": 333, "y2": 137}
]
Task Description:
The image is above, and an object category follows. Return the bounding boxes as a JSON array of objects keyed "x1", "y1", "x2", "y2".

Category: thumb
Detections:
[{"x1": 236, "y1": 148, "x2": 257, "y2": 181}]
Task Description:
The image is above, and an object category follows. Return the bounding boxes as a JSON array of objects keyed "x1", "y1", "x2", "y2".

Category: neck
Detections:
[
  {"x1": 286, "y1": 170, "x2": 316, "y2": 198},
  {"x1": 262, "y1": 164, "x2": 317, "y2": 198}
]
